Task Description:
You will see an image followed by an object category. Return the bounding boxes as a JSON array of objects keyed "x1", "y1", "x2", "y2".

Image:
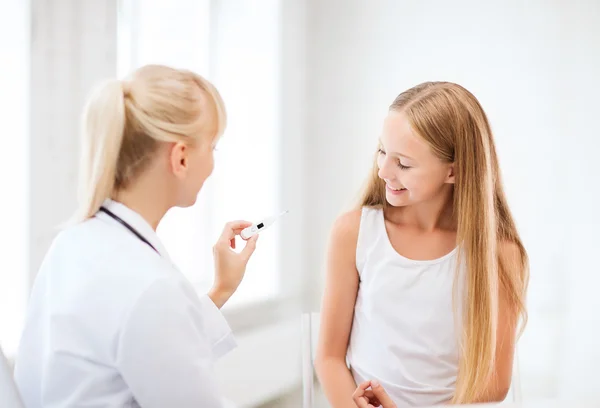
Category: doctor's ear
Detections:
[{"x1": 169, "y1": 142, "x2": 189, "y2": 178}]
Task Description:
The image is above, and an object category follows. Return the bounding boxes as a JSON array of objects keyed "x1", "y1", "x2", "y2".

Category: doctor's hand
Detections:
[
  {"x1": 209, "y1": 220, "x2": 259, "y2": 308},
  {"x1": 353, "y1": 380, "x2": 397, "y2": 408}
]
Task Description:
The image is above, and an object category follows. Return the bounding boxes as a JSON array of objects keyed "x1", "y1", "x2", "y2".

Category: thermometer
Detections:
[{"x1": 240, "y1": 210, "x2": 289, "y2": 240}]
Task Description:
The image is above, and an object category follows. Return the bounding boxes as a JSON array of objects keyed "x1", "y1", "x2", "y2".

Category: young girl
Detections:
[{"x1": 315, "y1": 82, "x2": 528, "y2": 407}]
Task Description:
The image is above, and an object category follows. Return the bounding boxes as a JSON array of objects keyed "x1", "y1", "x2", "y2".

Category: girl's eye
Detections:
[
  {"x1": 379, "y1": 147, "x2": 411, "y2": 169},
  {"x1": 398, "y1": 161, "x2": 411, "y2": 170}
]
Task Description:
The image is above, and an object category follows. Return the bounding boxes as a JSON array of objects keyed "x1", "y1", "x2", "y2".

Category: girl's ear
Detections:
[{"x1": 446, "y1": 163, "x2": 456, "y2": 184}]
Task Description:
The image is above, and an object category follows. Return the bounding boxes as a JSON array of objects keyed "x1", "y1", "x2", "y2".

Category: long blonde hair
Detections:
[
  {"x1": 359, "y1": 82, "x2": 528, "y2": 403},
  {"x1": 74, "y1": 64, "x2": 226, "y2": 222}
]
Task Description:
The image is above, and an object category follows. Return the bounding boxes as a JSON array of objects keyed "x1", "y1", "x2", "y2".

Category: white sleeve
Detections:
[
  {"x1": 116, "y1": 277, "x2": 237, "y2": 408},
  {"x1": 197, "y1": 294, "x2": 238, "y2": 358}
]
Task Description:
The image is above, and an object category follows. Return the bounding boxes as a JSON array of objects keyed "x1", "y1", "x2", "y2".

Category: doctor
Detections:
[{"x1": 14, "y1": 64, "x2": 259, "y2": 407}]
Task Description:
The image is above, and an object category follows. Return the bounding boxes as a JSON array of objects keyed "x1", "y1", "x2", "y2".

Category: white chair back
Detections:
[
  {"x1": 301, "y1": 312, "x2": 320, "y2": 408},
  {"x1": 300, "y1": 312, "x2": 522, "y2": 408},
  {"x1": 0, "y1": 346, "x2": 25, "y2": 408}
]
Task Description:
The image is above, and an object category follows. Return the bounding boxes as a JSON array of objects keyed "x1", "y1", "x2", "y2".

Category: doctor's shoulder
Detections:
[{"x1": 41, "y1": 217, "x2": 171, "y2": 284}]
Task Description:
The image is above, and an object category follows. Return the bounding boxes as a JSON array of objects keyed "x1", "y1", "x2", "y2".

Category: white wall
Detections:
[
  {"x1": 303, "y1": 0, "x2": 600, "y2": 401},
  {"x1": 29, "y1": 0, "x2": 118, "y2": 281},
  {"x1": 0, "y1": 0, "x2": 30, "y2": 357},
  {"x1": 555, "y1": 1, "x2": 600, "y2": 400}
]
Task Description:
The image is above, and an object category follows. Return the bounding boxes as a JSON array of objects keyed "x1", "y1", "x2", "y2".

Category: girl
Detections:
[
  {"x1": 14, "y1": 65, "x2": 259, "y2": 407},
  {"x1": 315, "y1": 82, "x2": 528, "y2": 407}
]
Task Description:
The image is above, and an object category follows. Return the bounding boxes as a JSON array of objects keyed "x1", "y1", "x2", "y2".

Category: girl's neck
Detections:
[{"x1": 386, "y1": 185, "x2": 455, "y2": 232}]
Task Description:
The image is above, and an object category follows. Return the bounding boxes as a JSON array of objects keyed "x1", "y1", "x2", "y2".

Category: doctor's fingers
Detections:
[
  {"x1": 218, "y1": 221, "x2": 253, "y2": 243},
  {"x1": 239, "y1": 234, "x2": 258, "y2": 261}
]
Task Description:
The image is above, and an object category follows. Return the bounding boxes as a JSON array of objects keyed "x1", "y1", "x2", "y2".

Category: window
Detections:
[
  {"x1": 0, "y1": 0, "x2": 29, "y2": 356},
  {"x1": 118, "y1": 0, "x2": 282, "y2": 308}
]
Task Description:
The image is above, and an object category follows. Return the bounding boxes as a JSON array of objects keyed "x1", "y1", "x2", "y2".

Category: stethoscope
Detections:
[{"x1": 98, "y1": 207, "x2": 159, "y2": 254}]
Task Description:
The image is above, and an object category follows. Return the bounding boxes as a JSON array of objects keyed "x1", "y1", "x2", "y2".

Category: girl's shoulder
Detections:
[
  {"x1": 328, "y1": 206, "x2": 385, "y2": 268},
  {"x1": 330, "y1": 206, "x2": 382, "y2": 239},
  {"x1": 329, "y1": 208, "x2": 362, "y2": 244}
]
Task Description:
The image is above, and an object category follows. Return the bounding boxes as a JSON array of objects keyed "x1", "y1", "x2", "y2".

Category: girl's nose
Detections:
[{"x1": 378, "y1": 158, "x2": 395, "y2": 181}]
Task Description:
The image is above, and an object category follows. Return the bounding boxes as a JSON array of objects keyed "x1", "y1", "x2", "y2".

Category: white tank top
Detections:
[{"x1": 346, "y1": 207, "x2": 465, "y2": 407}]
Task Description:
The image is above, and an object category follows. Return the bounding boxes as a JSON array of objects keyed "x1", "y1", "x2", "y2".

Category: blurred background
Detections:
[{"x1": 1, "y1": 0, "x2": 599, "y2": 407}]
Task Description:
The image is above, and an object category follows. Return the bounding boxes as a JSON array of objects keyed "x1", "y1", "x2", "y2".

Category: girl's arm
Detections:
[
  {"x1": 315, "y1": 210, "x2": 362, "y2": 408},
  {"x1": 477, "y1": 241, "x2": 523, "y2": 402}
]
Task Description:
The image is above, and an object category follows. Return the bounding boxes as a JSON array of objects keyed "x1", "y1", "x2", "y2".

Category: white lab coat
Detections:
[{"x1": 14, "y1": 199, "x2": 236, "y2": 408}]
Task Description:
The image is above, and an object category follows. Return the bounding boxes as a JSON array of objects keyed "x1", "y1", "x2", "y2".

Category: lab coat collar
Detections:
[{"x1": 100, "y1": 199, "x2": 172, "y2": 261}]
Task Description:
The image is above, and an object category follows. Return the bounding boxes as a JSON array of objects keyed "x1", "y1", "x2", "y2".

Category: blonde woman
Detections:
[
  {"x1": 14, "y1": 65, "x2": 259, "y2": 408},
  {"x1": 315, "y1": 82, "x2": 529, "y2": 407}
]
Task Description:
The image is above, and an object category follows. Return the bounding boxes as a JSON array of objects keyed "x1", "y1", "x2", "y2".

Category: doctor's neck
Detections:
[{"x1": 112, "y1": 164, "x2": 173, "y2": 231}]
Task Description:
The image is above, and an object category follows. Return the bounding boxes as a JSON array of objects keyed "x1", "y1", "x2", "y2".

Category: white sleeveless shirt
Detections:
[{"x1": 346, "y1": 207, "x2": 465, "y2": 407}]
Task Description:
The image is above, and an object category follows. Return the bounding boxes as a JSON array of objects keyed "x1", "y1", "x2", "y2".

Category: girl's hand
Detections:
[
  {"x1": 353, "y1": 380, "x2": 397, "y2": 408},
  {"x1": 209, "y1": 220, "x2": 259, "y2": 308}
]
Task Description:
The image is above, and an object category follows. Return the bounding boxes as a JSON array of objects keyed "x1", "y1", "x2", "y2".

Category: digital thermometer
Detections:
[{"x1": 240, "y1": 210, "x2": 289, "y2": 240}]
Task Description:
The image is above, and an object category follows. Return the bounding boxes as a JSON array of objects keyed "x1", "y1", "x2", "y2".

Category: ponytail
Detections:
[
  {"x1": 71, "y1": 65, "x2": 228, "y2": 224},
  {"x1": 74, "y1": 80, "x2": 126, "y2": 222}
]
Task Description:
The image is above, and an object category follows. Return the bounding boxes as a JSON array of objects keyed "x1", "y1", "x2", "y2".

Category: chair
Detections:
[
  {"x1": 301, "y1": 312, "x2": 321, "y2": 408},
  {"x1": 0, "y1": 346, "x2": 25, "y2": 408},
  {"x1": 301, "y1": 312, "x2": 522, "y2": 408}
]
